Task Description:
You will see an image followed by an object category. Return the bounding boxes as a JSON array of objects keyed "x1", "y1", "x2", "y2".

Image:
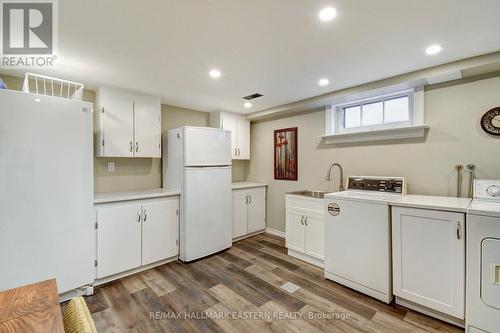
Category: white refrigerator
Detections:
[
  {"x1": 164, "y1": 126, "x2": 232, "y2": 261},
  {"x1": 0, "y1": 89, "x2": 94, "y2": 294}
]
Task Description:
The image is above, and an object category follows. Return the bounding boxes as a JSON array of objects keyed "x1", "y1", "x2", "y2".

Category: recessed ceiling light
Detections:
[
  {"x1": 34, "y1": 98, "x2": 41, "y2": 102},
  {"x1": 318, "y1": 78, "x2": 330, "y2": 86},
  {"x1": 209, "y1": 69, "x2": 221, "y2": 78},
  {"x1": 425, "y1": 44, "x2": 442, "y2": 55},
  {"x1": 319, "y1": 7, "x2": 337, "y2": 22},
  {"x1": 244, "y1": 102, "x2": 252, "y2": 108}
]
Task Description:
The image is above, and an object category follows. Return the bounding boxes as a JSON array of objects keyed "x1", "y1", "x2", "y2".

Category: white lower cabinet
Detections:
[
  {"x1": 96, "y1": 196, "x2": 179, "y2": 279},
  {"x1": 285, "y1": 195, "x2": 324, "y2": 267},
  {"x1": 232, "y1": 187, "x2": 266, "y2": 239},
  {"x1": 392, "y1": 206, "x2": 465, "y2": 319},
  {"x1": 96, "y1": 202, "x2": 142, "y2": 279},
  {"x1": 141, "y1": 199, "x2": 179, "y2": 266},
  {"x1": 285, "y1": 210, "x2": 306, "y2": 252}
]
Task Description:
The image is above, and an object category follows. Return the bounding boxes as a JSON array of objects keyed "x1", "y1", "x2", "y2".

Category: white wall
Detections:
[{"x1": 247, "y1": 76, "x2": 500, "y2": 232}]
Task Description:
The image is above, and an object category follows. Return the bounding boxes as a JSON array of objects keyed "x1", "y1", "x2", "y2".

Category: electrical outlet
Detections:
[{"x1": 107, "y1": 161, "x2": 115, "y2": 172}]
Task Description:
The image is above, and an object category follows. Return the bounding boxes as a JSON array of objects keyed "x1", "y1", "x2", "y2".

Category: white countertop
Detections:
[
  {"x1": 232, "y1": 182, "x2": 268, "y2": 190},
  {"x1": 388, "y1": 195, "x2": 472, "y2": 213},
  {"x1": 95, "y1": 182, "x2": 266, "y2": 204},
  {"x1": 94, "y1": 188, "x2": 180, "y2": 204}
]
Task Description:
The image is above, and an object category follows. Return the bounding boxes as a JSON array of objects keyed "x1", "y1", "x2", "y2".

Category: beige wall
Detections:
[
  {"x1": 247, "y1": 76, "x2": 500, "y2": 232},
  {"x1": 0, "y1": 74, "x2": 246, "y2": 193}
]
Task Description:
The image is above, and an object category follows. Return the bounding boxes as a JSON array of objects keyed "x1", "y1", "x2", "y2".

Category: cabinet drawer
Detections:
[{"x1": 286, "y1": 195, "x2": 323, "y2": 214}]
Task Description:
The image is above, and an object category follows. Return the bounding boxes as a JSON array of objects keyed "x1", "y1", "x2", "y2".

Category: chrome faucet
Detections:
[{"x1": 326, "y1": 163, "x2": 345, "y2": 191}]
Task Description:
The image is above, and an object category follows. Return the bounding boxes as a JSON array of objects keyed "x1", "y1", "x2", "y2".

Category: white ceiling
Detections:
[{"x1": 2, "y1": 0, "x2": 500, "y2": 113}]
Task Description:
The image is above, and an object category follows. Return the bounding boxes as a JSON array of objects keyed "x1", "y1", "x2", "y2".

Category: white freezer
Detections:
[
  {"x1": 183, "y1": 126, "x2": 231, "y2": 166},
  {"x1": 181, "y1": 166, "x2": 232, "y2": 261},
  {"x1": 0, "y1": 90, "x2": 94, "y2": 294}
]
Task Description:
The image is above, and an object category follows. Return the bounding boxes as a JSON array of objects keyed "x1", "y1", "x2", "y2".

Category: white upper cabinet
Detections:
[
  {"x1": 96, "y1": 86, "x2": 161, "y2": 158},
  {"x1": 210, "y1": 111, "x2": 250, "y2": 160},
  {"x1": 97, "y1": 86, "x2": 135, "y2": 157},
  {"x1": 236, "y1": 117, "x2": 250, "y2": 159},
  {"x1": 134, "y1": 94, "x2": 161, "y2": 158}
]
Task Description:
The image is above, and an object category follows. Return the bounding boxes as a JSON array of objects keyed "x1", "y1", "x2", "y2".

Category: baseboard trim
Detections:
[
  {"x1": 265, "y1": 228, "x2": 285, "y2": 238},
  {"x1": 233, "y1": 230, "x2": 265, "y2": 242}
]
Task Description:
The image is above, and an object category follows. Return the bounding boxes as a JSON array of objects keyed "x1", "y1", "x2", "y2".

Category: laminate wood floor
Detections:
[{"x1": 82, "y1": 234, "x2": 464, "y2": 333}]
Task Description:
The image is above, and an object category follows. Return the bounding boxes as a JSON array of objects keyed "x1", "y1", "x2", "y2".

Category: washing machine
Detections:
[
  {"x1": 466, "y1": 179, "x2": 500, "y2": 333},
  {"x1": 324, "y1": 176, "x2": 406, "y2": 304}
]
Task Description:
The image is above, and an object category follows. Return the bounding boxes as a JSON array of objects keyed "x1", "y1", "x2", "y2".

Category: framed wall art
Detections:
[{"x1": 274, "y1": 127, "x2": 298, "y2": 180}]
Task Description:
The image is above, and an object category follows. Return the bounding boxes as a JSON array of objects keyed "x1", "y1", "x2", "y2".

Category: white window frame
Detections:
[
  {"x1": 337, "y1": 92, "x2": 412, "y2": 133},
  {"x1": 322, "y1": 87, "x2": 427, "y2": 144}
]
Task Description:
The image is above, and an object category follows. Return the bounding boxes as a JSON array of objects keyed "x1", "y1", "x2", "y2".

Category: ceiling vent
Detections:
[{"x1": 243, "y1": 93, "x2": 263, "y2": 100}]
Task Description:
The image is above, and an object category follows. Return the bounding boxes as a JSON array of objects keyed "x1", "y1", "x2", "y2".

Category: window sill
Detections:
[{"x1": 318, "y1": 125, "x2": 429, "y2": 144}]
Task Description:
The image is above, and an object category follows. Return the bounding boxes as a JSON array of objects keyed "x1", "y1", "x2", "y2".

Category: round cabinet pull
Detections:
[{"x1": 328, "y1": 203, "x2": 340, "y2": 216}]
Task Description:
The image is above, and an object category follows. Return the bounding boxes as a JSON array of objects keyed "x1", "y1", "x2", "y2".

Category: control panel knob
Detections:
[{"x1": 487, "y1": 185, "x2": 500, "y2": 197}]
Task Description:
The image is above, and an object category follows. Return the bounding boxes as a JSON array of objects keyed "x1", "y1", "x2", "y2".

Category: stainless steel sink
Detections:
[{"x1": 288, "y1": 190, "x2": 328, "y2": 199}]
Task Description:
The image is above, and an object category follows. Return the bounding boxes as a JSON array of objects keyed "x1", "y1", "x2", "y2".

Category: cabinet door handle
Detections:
[
  {"x1": 304, "y1": 216, "x2": 308, "y2": 226},
  {"x1": 456, "y1": 222, "x2": 461, "y2": 240},
  {"x1": 300, "y1": 215, "x2": 304, "y2": 225},
  {"x1": 137, "y1": 211, "x2": 141, "y2": 223},
  {"x1": 136, "y1": 142, "x2": 139, "y2": 152},
  {"x1": 237, "y1": 148, "x2": 240, "y2": 156},
  {"x1": 143, "y1": 210, "x2": 147, "y2": 222},
  {"x1": 248, "y1": 195, "x2": 252, "y2": 204},
  {"x1": 130, "y1": 141, "x2": 133, "y2": 152},
  {"x1": 245, "y1": 194, "x2": 248, "y2": 204}
]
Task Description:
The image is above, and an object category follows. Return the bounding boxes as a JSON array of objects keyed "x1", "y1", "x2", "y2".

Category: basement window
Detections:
[{"x1": 322, "y1": 87, "x2": 428, "y2": 144}]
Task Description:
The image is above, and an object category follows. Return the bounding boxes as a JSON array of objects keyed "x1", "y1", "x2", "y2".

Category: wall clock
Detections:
[{"x1": 481, "y1": 107, "x2": 500, "y2": 136}]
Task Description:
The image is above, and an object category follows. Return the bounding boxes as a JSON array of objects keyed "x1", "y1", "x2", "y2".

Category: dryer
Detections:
[{"x1": 466, "y1": 180, "x2": 500, "y2": 333}]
